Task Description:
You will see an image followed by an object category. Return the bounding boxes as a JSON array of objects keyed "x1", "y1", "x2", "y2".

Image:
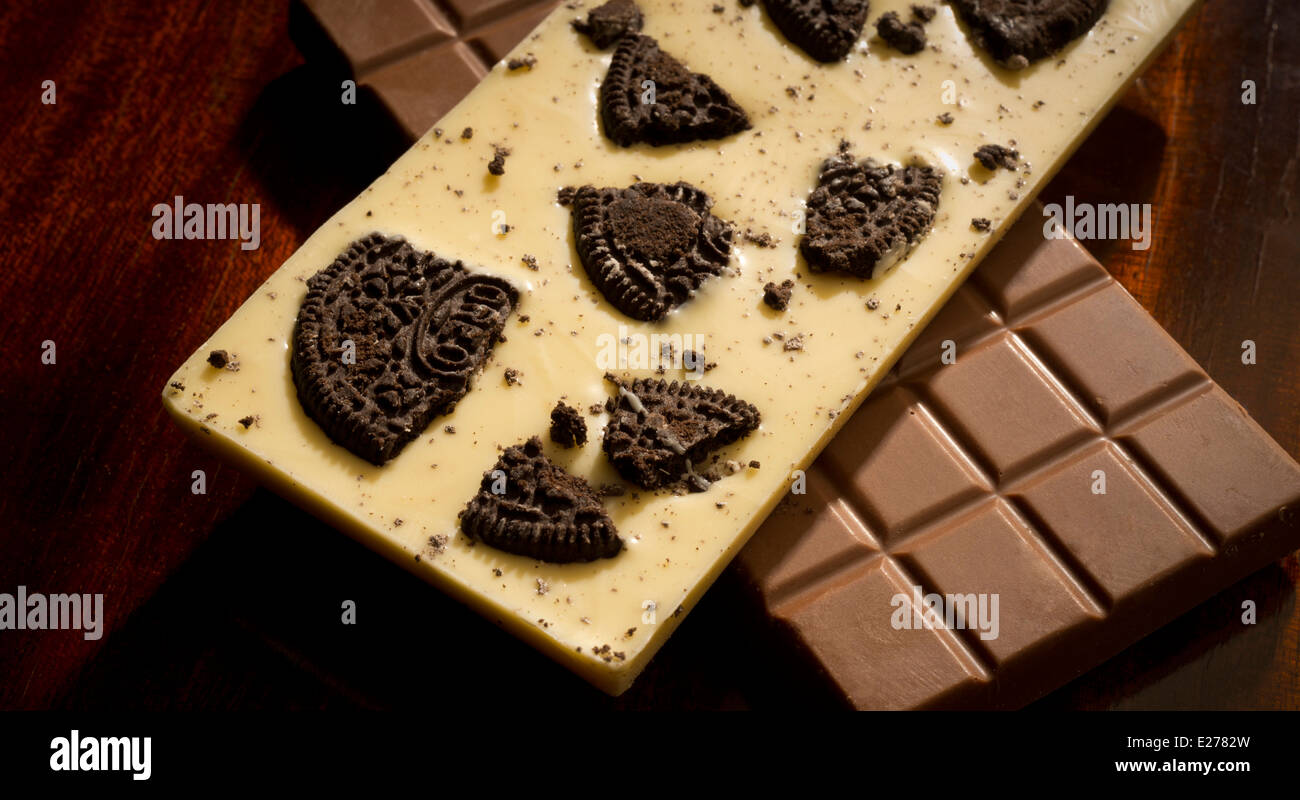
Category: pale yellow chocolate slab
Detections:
[{"x1": 162, "y1": 0, "x2": 1201, "y2": 693}]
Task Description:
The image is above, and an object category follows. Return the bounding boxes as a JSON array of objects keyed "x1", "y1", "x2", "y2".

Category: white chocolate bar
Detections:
[{"x1": 162, "y1": 0, "x2": 1202, "y2": 693}]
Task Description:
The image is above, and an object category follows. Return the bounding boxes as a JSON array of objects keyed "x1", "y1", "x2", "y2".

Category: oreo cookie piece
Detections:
[
  {"x1": 974, "y1": 143, "x2": 1019, "y2": 170},
  {"x1": 761, "y1": 0, "x2": 870, "y2": 63},
  {"x1": 600, "y1": 34, "x2": 750, "y2": 147},
  {"x1": 573, "y1": 0, "x2": 643, "y2": 49},
  {"x1": 602, "y1": 375, "x2": 761, "y2": 491},
  {"x1": 569, "y1": 181, "x2": 733, "y2": 321},
  {"x1": 292, "y1": 234, "x2": 517, "y2": 465},
  {"x1": 876, "y1": 11, "x2": 926, "y2": 55},
  {"x1": 800, "y1": 150, "x2": 942, "y2": 278},
  {"x1": 459, "y1": 437, "x2": 622, "y2": 563},
  {"x1": 549, "y1": 401, "x2": 588, "y2": 448},
  {"x1": 951, "y1": 0, "x2": 1110, "y2": 69}
]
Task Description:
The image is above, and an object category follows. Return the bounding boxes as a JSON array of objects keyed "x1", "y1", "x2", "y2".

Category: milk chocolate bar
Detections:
[
  {"x1": 164, "y1": 0, "x2": 1204, "y2": 694},
  {"x1": 290, "y1": 0, "x2": 560, "y2": 140},
  {"x1": 736, "y1": 217, "x2": 1300, "y2": 709}
]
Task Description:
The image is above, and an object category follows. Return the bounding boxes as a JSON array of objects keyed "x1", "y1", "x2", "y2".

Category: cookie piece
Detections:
[
  {"x1": 951, "y1": 0, "x2": 1109, "y2": 69},
  {"x1": 292, "y1": 234, "x2": 517, "y2": 465},
  {"x1": 600, "y1": 34, "x2": 750, "y2": 147},
  {"x1": 573, "y1": 0, "x2": 644, "y2": 49},
  {"x1": 974, "y1": 143, "x2": 1019, "y2": 170},
  {"x1": 602, "y1": 375, "x2": 761, "y2": 491},
  {"x1": 569, "y1": 181, "x2": 733, "y2": 321},
  {"x1": 763, "y1": 279, "x2": 795, "y2": 311},
  {"x1": 761, "y1": 0, "x2": 870, "y2": 63},
  {"x1": 460, "y1": 437, "x2": 622, "y2": 563},
  {"x1": 801, "y1": 150, "x2": 942, "y2": 278},
  {"x1": 550, "y1": 401, "x2": 588, "y2": 448},
  {"x1": 876, "y1": 11, "x2": 926, "y2": 54}
]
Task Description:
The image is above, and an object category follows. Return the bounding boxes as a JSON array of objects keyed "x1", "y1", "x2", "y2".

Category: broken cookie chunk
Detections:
[
  {"x1": 602, "y1": 375, "x2": 760, "y2": 491},
  {"x1": 550, "y1": 401, "x2": 588, "y2": 448},
  {"x1": 460, "y1": 437, "x2": 622, "y2": 562},
  {"x1": 600, "y1": 34, "x2": 750, "y2": 146},
  {"x1": 291, "y1": 234, "x2": 517, "y2": 465},
  {"x1": 800, "y1": 150, "x2": 942, "y2": 278}
]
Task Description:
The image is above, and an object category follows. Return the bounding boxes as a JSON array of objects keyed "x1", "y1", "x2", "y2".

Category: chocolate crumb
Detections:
[
  {"x1": 763, "y1": 279, "x2": 795, "y2": 311},
  {"x1": 748, "y1": 460, "x2": 761, "y2": 469},
  {"x1": 937, "y1": 111, "x2": 954, "y2": 125},
  {"x1": 169, "y1": 381, "x2": 185, "y2": 391},
  {"x1": 521, "y1": 254, "x2": 538, "y2": 270},
  {"x1": 597, "y1": 483, "x2": 627, "y2": 498},
  {"x1": 504, "y1": 367, "x2": 522, "y2": 386},
  {"x1": 460, "y1": 127, "x2": 473, "y2": 140},
  {"x1": 536, "y1": 578, "x2": 550, "y2": 595},
  {"x1": 911, "y1": 4, "x2": 936, "y2": 22},
  {"x1": 556, "y1": 186, "x2": 576, "y2": 206},
  {"x1": 743, "y1": 229, "x2": 775, "y2": 248},
  {"x1": 506, "y1": 53, "x2": 537, "y2": 70},
  {"x1": 445, "y1": 425, "x2": 456, "y2": 434},
  {"x1": 488, "y1": 146, "x2": 510, "y2": 176},
  {"x1": 428, "y1": 534, "x2": 448, "y2": 554},
  {"x1": 783, "y1": 334, "x2": 804, "y2": 352},
  {"x1": 971, "y1": 217, "x2": 992, "y2": 232},
  {"x1": 876, "y1": 11, "x2": 926, "y2": 55},
  {"x1": 974, "y1": 143, "x2": 1019, "y2": 170},
  {"x1": 549, "y1": 401, "x2": 588, "y2": 448},
  {"x1": 589, "y1": 403, "x2": 605, "y2": 415},
  {"x1": 572, "y1": 0, "x2": 644, "y2": 48},
  {"x1": 207, "y1": 350, "x2": 230, "y2": 369},
  {"x1": 493, "y1": 568, "x2": 503, "y2": 577},
  {"x1": 866, "y1": 296, "x2": 880, "y2": 311},
  {"x1": 238, "y1": 415, "x2": 255, "y2": 428}
]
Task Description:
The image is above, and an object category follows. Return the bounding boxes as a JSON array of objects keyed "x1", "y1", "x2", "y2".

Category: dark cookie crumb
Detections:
[
  {"x1": 460, "y1": 127, "x2": 473, "y2": 140},
  {"x1": 428, "y1": 534, "x2": 447, "y2": 554},
  {"x1": 743, "y1": 229, "x2": 775, "y2": 248},
  {"x1": 169, "y1": 381, "x2": 185, "y2": 391},
  {"x1": 912, "y1": 4, "x2": 936, "y2": 22},
  {"x1": 207, "y1": 350, "x2": 230, "y2": 369},
  {"x1": 974, "y1": 143, "x2": 1020, "y2": 170},
  {"x1": 589, "y1": 403, "x2": 605, "y2": 415},
  {"x1": 504, "y1": 367, "x2": 522, "y2": 386},
  {"x1": 549, "y1": 401, "x2": 588, "y2": 448},
  {"x1": 556, "y1": 186, "x2": 576, "y2": 206},
  {"x1": 937, "y1": 111, "x2": 954, "y2": 125},
  {"x1": 748, "y1": 460, "x2": 761, "y2": 469},
  {"x1": 876, "y1": 11, "x2": 926, "y2": 55},
  {"x1": 445, "y1": 425, "x2": 456, "y2": 434},
  {"x1": 763, "y1": 279, "x2": 795, "y2": 311},
  {"x1": 597, "y1": 483, "x2": 627, "y2": 498},
  {"x1": 521, "y1": 254, "x2": 538, "y2": 270},
  {"x1": 783, "y1": 334, "x2": 804, "y2": 352},
  {"x1": 238, "y1": 415, "x2": 255, "y2": 428},
  {"x1": 488, "y1": 146, "x2": 510, "y2": 176},
  {"x1": 506, "y1": 54, "x2": 537, "y2": 70},
  {"x1": 971, "y1": 217, "x2": 992, "y2": 232}
]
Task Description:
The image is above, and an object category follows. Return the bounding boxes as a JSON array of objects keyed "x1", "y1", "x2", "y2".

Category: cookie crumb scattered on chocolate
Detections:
[
  {"x1": 974, "y1": 143, "x2": 1020, "y2": 170},
  {"x1": 763, "y1": 279, "x2": 795, "y2": 311},
  {"x1": 550, "y1": 401, "x2": 588, "y2": 448},
  {"x1": 488, "y1": 145, "x2": 510, "y2": 176},
  {"x1": 876, "y1": 11, "x2": 926, "y2": 54},
  {"x1": 506, "y1": 53, "x2": 537, "y2": 70}
]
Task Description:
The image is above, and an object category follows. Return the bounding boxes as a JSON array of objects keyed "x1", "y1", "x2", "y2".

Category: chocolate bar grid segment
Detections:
[
  {"x1": 293, "y1": 0, "x2": 561, "y2": 140},
  {"x1": 738, "y1": 219, "x2": 1300, "y2": 709}
]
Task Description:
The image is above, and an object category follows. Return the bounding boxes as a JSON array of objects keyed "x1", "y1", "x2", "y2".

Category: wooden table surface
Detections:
[{"x1": 0, "y1": 0, "x2": 1296, "y2": 710}]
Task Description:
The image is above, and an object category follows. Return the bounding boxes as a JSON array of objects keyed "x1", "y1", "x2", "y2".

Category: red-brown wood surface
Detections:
[{"x1": 0, "y1": 0, "x2": 1296, "y2": 710}]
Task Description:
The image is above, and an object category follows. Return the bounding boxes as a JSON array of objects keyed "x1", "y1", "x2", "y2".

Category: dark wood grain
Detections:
[{"x1": 0, "y1": 0, "x2": 1296, "y2": 710}]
